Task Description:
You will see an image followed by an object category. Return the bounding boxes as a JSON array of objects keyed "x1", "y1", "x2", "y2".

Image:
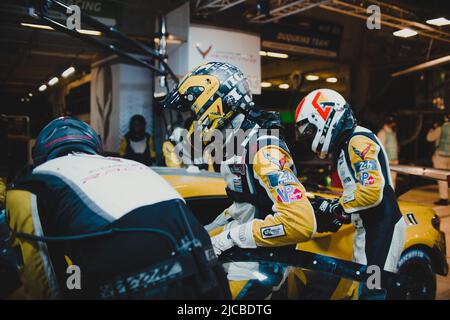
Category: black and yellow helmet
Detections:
[{"x1": 162, "y1": 62, "x2": 252, "y2": 141}]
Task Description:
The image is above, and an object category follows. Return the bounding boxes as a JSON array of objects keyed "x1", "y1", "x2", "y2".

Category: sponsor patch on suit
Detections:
[
  {"x1": 358, "y1": 171, "x2": 375, "y2": 186},
  {"x1": 352, "y1": 144, "x2": 371, "y2": 160},
  {"x1": 233, "y1": 176, "x2": 243, "y2": 192},
  {"x1": 354, "y1": 160, "x2": 377, "y2": 173},
  {"x1": 267, "y1": 170, "x2": 298, "y2": 188},
  {"x1": 276, "y1": 185, "x2": 303, "y2": 203},
  {"x1": 261, "y1": 224, "x2": 286, "y2": 239}
]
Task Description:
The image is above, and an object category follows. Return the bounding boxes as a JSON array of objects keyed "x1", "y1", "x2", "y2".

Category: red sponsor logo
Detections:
[
  {"x1": 195, "y1": 44, "x2": 212, "y2": 59},
  {"x1": 276, "y1": 185, "x2": 303, "y2": 203},
  {"x1": 352, "y1": 144, "x2": 371, "y2": 160},
  {"x1": 295, "y1": 98, "x2": 306, "y2": 122},
  {"x1": 311, "y1": 91, "x2": 331, "y2": 121},
  {"x1": 359, "y1": 171, "x2": 375, "y2": 186}
]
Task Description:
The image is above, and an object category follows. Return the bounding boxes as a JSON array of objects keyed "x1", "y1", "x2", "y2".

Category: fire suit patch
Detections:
[
  {"x1": 276, "y1": 185, "x2": 303, "y2": 203},
  {"x1": 263, "y1": 152, "x2": 287, "y2": 170},
  {"x1": 354, "y1": 160, "x2": 377, "y2": 173},
  {"x1": 229, "y1": 164, "x2": 246, "y2": 175},
  {"x1": 358, "y1": 171, "x2": 375, "y2": 186},
  {"x1": 352, "y1": 144, "x2": 371, "y2": 160},
  {"x1": 233, "y1": 176, "x2": 243, "y2": 192},
  {"x1": 261, "y1": 224, "x2": 286, "y2": 239},
  {"x1": 267, "y1": 170, "x2": 298, "y2": 188},
  {"x1": 343, "y1": 193, "x2": 355, "y2": 203}
]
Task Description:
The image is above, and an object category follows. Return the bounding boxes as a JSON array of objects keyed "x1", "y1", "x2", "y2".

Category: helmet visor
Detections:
[
  {"x1": 160, "y1": 88, "x2": 191, "y2": 112},
  {"x1": 296, "y1": 119, "x2": 317, "y2": 141}
]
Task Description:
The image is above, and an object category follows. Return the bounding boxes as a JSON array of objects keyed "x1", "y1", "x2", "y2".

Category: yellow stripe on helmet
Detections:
[{"x1": 178, "y1": 75, "x2": 220, "y2": 114}]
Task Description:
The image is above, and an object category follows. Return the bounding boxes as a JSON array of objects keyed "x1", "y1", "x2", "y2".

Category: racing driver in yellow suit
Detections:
[
  {"x1": 295, "y1": 89, "x2": 407, "y2": 299},
  {"x1": 162, "y1": 62, "x2": 343, "y2": 299}
]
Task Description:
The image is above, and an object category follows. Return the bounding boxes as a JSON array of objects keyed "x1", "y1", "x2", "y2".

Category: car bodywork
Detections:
[{"x1": 154, "y1": 167, "x2": 448, "y2": 296}]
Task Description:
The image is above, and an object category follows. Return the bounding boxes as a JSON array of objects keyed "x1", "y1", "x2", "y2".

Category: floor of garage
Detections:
[{"x1": 400, "y1": 185, "x2": 450, "y2": 300}]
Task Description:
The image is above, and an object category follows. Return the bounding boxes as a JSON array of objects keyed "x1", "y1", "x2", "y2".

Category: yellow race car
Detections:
[{"x1": 154, "y1": 166, "x2": 448, "y2": 300}]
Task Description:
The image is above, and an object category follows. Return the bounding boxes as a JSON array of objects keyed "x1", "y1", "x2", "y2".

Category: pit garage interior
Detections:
[{"x1": 0, "y1": 0, "x2": 450, "y2": 299}]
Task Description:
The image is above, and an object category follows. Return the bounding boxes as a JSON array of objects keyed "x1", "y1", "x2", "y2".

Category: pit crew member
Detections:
[
  {"x1": 162, "y1": 62, "x2": 341, "y2": 299},
  {"x1": 6, "y1": 116, "x2": 230, "y2": 299},
  {"x1": 295, "y1": 88, "x2": 407, "y2": 299}
]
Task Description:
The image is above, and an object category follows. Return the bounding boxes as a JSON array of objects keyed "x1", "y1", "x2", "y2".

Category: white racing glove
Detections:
[
  {"x1": 211, "y1": 220, "x2": 257, "y2": 256},
  {"x1": 204, "y1": 209, "x2": 231, "y2": 233},
  {"x1": 205, "y1": 202, "x2": 255, "y2": 233}
]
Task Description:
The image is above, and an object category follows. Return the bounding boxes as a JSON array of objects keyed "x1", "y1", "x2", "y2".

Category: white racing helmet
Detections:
[{"x1": 295, "y1": 89, "x2": 356, "y2": 158}]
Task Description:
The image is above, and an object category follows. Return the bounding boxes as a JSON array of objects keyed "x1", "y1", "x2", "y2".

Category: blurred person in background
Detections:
[
  {"x1": 377, "y1": 116, "x2": 399, "y2": 187},
  {"x1": 119, "y1": 114, "x2": 156, "y2": 166},
  {"x1": 426, "y1": 114, "x2": 450, "y2": 206}
]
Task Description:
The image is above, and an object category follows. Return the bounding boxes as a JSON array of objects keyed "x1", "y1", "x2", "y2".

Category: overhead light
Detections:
[
  {"x1": 326, "y1": 77, "x2": 338, "y2": 83},
  {"x1": 154, "y1": 37, "x2": 183, "y2": 45},
  {"x1": 21, "y1": 98, "x2": 25, "y2": 102},
  {"x1": 392, "y1": 54, "x2": 450, "y2": 77},
  {"x1": 393, "y1": 28, "x2": 418, "y2": 38},
  {"x1": 62, "y1": 66, "x2": 76, "y2": 78},
  {"x1": 38, "y1": 84, "x2": 47, "y2": 92},
  {"x1": 28, "y1": 93, "x2": 33, "y2": 97},
  {"x1": 260, "y1": 50, "x2": 288, "y2": 59},
  {"x1": 426, "y1": 17, "x2": 450, "y2": 26},
  {"x1": 261, "y1": 81, "x2": 272, "y2": 88},
  {"x1": 305, "y1": 74, "x2": 319, "y2": 81},
  {"x1": 20, "y1": 22, "x2": 53, "y2": 30},
  {"x1": 21, "y1": 22, "x2": 101, "y2": 36},
  {"x1": 48, "y1": 77, "x2": 59, "y2": 86},
  {"x1": 267, "y1": 51, "x2": 288, "y2": 59},
  {"x1": 278, "y1": 83, "x2": 290, "y2": 89},
  {"x1": 77, "y1": 29, "x2": 102, "y2": 36}
]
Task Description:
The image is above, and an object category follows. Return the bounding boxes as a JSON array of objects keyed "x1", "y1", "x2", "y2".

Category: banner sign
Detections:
[
  {"x1": 188, "y1": 25, "x2": 261, "y2": 94},
  {"x1": 262, "y1": 19, "x2": 342, "y2": 58}
]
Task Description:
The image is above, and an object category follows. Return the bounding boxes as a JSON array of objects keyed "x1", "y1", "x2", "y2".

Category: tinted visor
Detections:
[
  {"x1": 160, "y1": 88, "x2": 191, "y2": 112},
  {"x1": 296, "y1": 119, "x2": 317, "y2": 141}
]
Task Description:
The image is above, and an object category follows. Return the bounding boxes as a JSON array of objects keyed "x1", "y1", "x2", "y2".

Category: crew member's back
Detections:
[{"x1": 6, "y1": 117, "x2": 230, "y2": 299}]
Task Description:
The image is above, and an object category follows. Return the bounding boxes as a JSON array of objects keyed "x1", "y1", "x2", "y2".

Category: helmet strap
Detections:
[{"x1": 316, "y1": 109, "x2": 336, "y2": 155}]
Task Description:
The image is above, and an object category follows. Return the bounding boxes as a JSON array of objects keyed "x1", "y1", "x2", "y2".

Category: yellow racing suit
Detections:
[
  {"x1": 0, "y1": 177, "x2": 5, "y2": 207},
  {"x1": 162, "y1": 140, "x2": 183, "y2": 168},
  {"x1": 333, "y1": 126, "x2": 407, "y2": 299},
  {"x1": 206, "y1": 125, "x2": 316, "y2": 299}
]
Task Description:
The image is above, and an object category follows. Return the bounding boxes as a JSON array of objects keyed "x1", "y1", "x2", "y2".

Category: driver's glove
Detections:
[
  {"x1": 211, "y1": 221, "x2": 256, "y2": 256},
  {"x1": 310, "y1": 197, "x2": 346, "y2": 233}
]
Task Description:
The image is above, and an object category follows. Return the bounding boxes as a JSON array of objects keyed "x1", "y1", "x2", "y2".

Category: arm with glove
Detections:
[
  {"x1": 211, "y1": 145, "x2": 318, "y2": 255},
  {"x1": 309, "y1": 197, "x2": 351, "y2": 233}
]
